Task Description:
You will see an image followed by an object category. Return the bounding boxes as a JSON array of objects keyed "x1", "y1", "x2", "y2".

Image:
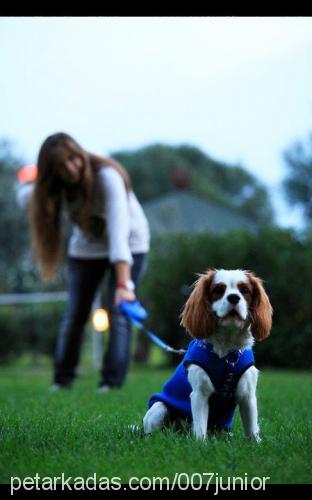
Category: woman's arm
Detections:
[
  {"x1": 114, "y1": 260, "x2": 136, "y2": 306},
  {"x1": 100, "y1": 168, "x2": 135, "y2": 306}
]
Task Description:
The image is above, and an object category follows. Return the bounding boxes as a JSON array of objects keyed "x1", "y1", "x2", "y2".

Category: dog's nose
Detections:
[{"x1": 227, "y1": 294, "x2": 240, "y2": 305}]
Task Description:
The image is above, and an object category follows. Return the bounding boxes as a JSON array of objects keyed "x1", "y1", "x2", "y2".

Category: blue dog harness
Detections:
[{"x1": 148, "y1": 339, "x2": 255, "y2": 430}]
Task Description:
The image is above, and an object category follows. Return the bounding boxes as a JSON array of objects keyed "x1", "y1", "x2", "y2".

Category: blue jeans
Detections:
[{"x1": 54, "y1": 253, "x2": 147, "y2": 387}]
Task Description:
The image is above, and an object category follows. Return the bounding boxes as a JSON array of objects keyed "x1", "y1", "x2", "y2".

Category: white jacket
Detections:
[{"x1": 16, "y1": 166, "x2": 150, "y2": 265}]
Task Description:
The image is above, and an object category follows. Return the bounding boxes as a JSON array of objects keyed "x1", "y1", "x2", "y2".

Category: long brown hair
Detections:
[{"x1": 30, "y1": 132, "x2": 131, "y2": 282}]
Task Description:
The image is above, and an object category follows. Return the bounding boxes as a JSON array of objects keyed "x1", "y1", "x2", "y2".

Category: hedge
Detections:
[
  {"x1": 0, "y1": 302, "x2": 65, "y2": 363},
  {"x1": 140, "y1": 227, "x2": 312, "y2": 369},
  {"x1": 0, "y1": 226, "x2": 311, "y2": 369}
]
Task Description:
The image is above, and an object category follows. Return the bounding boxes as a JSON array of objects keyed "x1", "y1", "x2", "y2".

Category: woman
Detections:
[{"x1": 28, "y1": 132, "x2": 150, "y2": 392}]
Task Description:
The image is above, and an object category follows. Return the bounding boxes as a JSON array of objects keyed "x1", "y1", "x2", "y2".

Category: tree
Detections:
[
  {"x1": 0, "y1": 140, "x2": 30, "y2": 292},
  {"x1": 0, "y1": 140, "x2": 65, "y2": 293},
  {"x1": 283, "y1": 133, "x2": 312, "y2": 225},
  {"x1": 113, "y1": 143, "x2": 274, "y2": 226}
]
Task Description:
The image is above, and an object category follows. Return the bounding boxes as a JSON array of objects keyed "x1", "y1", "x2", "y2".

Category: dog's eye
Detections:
[
  {"x1": 240, "y1": 286, "x2": 250, "y2": 295},
  {"x1": 212, "y1": 285, "x2": 225, "y2": 297}
]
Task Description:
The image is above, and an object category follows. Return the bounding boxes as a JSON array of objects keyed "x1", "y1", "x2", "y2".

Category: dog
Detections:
[{"x1": 143, "y1": 269, "x2": 273, "y2": 442}]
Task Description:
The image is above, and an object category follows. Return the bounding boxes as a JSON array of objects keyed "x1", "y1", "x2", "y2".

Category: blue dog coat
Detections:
[{"x1": 148, "y1": 339, "x2": 255, "y2": 430}]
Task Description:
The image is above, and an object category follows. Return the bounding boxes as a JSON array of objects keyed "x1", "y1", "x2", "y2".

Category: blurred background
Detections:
[{"x1": 0, "y1": 17, "x2": 311, "y2": 370}]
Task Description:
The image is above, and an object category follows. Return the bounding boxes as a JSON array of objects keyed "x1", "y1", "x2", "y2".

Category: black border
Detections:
[
  {"x1": 1, "y1": 4, "x2": 312, "y2": 17},
  {"x1": 1, "y1": 483, "x2": 311, "y2": 496}
]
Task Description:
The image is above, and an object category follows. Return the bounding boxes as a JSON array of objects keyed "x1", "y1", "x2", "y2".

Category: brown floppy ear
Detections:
[
  {"x1": 246, "y1": 272, "x2": 273, "y2": 341},
  {"x1": 180, "y1": 269, "x2": 217, "y2": 339}
]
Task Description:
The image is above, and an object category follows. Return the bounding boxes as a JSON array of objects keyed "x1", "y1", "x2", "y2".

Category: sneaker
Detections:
[
  {"x1": 49, "y1": 383, "x2": 71, "y2": 392},
  {"x1": 97, "y1": 384, "x2": 110, "y2": 394},
  {"x1": 49, "y1": 383, "x2": 62, "y2": 392}
]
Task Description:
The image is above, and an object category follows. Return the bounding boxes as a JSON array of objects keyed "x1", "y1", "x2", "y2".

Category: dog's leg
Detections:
[
  {"x1": 143, "y1": 401, "x2": 168, "y2": 434},
  {"x1": 187, "y1": 364, "x2": 215, "y2": 440},
  {"x1": 236, "y1": 366, "x2": 261, "y2": 443}
]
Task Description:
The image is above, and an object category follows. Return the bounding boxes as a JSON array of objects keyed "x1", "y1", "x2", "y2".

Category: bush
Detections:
[
  {"x1": 1, "y1": 227, "x2": 311, "y2": 369},
  {"x1": 0, "y1": 302, "x2": 65, "y2": 363},
  {"x1": 140, "y1": 227, "x2": 312, "y2": 369}
]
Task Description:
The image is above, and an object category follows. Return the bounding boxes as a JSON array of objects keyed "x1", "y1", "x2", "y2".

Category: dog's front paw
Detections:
[
  {"x1": 195, "y1": 434, "x2": 208, "y2": 442},
  {"x1": 249, "y1": 433, "x2": 262, "y2": 444},
  {"x1": 143, "y1": 402, "x2": 168, "y2": 434},
  {"x1": 192, "y1": 427, "x2": 208, "y2": 441}
]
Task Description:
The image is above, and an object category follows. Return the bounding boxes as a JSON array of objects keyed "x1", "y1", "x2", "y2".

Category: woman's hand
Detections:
[
  {"x1": 114, "y1": 261, "x2": 136, "y2": 306},
  {"x1": 115, "y1": 287, "x2": 136, "y2": 306}
]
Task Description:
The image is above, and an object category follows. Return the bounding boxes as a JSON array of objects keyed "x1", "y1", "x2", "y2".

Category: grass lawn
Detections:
[{"x1": 0, "y1": 364, "x2": 311, "y2": 484}]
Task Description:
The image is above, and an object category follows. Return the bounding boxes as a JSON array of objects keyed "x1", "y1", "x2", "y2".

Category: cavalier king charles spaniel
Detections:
[{"x1": 143, "y1": 269, "x2": 273, "y2": 442}]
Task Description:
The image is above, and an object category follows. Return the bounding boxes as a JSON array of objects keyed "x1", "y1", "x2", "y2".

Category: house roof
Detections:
[{"x1": 143, "y1": 191, "x2": 256, "y2": 235}]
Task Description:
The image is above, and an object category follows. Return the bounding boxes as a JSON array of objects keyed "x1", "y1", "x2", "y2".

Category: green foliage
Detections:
[
  {"x1": 113, "y1": 143, "x2": 274, "y2": 225},
  {"x1": 0, "y1": 139, "x2": 308, "y2": 368},
  {"x1": 1, "y1": 228, "x2": 311, "y2": 369},
  {"x1": 0, "y1": 141, "x2": 31, "y2": 292},
  {"x1": 0, "y1": 368, "x2": 311, "y2": 483},
  {"x1": 0, "y1": 140, "x2": 68, "y2": 293},
  {"x1": 283, "y1": 133, "x2": 312, "y2": 225},
  {"x1": 0, "y1": 303, "x2": 65, "y2": 363},
  {"x1": 140, "y1": 227, "x2": 312, "y2": 369}
]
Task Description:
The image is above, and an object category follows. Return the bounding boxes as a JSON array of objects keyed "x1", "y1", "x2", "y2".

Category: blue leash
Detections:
[{"x1": 119, "y1": 301, "x2": 186, "y2": 356}]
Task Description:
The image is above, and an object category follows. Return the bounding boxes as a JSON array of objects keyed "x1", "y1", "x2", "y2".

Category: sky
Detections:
[{"x1": 1, "y1": 16, "x2": 312, "y2": 228}]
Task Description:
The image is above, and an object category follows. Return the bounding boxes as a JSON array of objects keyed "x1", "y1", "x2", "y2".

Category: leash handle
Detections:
[{"x1": 119, "y1": 300, "x2": 148, "y2": 322}]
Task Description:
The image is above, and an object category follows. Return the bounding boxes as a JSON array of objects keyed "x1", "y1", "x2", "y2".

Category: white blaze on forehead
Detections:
[{"x1": 213, "y1": 269, "x2": 249, "y2": 286}]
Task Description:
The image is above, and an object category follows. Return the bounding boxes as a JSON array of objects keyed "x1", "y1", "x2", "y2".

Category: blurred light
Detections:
[
  {"x1": 17, "y1": 164, "x2": 38, "y2": 184},
  {"x1": 92, "y1": 308, "x2": 109, "y2": 332}
]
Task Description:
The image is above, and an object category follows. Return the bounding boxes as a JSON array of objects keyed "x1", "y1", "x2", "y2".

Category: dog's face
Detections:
[
  {"x1": 210, "y1": 269, "x2": 252, "y2": 327},
  {"x1": 181, "y1": 269, "x2": 273, "y2": 341}
]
